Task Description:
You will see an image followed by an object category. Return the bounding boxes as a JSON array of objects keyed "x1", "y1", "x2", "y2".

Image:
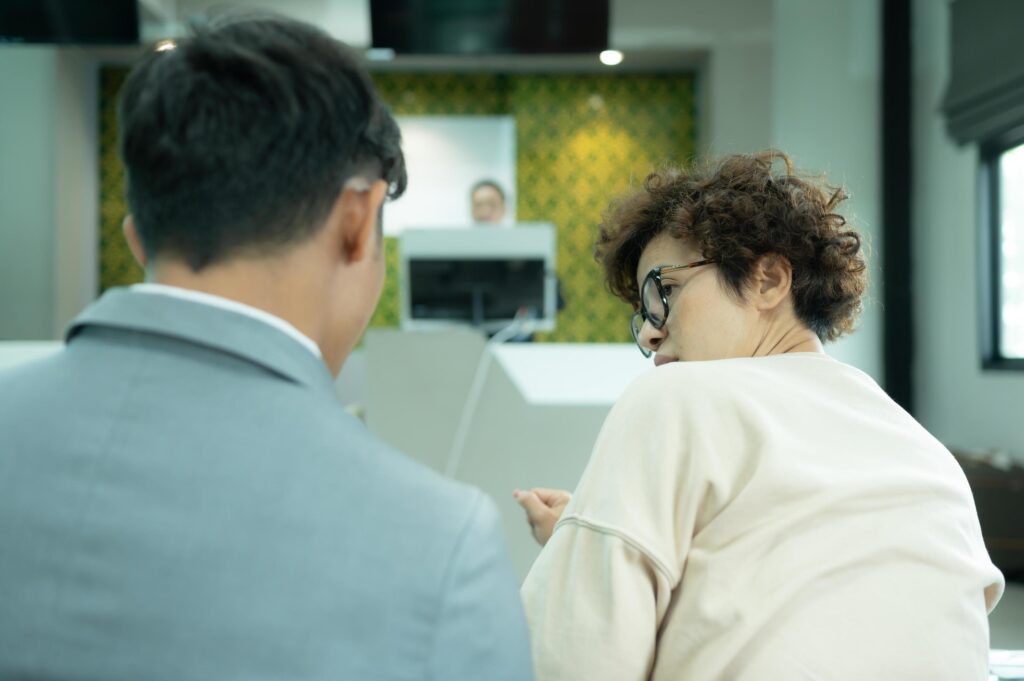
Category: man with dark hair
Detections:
[
  {"x1": 471, "y1": 178, "x2": 508, "y2": 224},
  {"x1": 0, "y1": 17, "x2": 532, "y2": 681}
]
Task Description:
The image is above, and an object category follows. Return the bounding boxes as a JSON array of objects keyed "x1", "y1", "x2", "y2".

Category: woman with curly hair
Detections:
[{"x1": 514, "y1": 151, "x2": 1003, "y2": 681}]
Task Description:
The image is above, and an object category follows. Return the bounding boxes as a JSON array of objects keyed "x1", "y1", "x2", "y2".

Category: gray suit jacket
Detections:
[{"x1": 0, "y1": 289, "x2": 533, "y2": 681}]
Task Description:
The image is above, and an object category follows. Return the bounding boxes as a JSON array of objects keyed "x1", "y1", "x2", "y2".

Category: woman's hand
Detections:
[{"x1": 514, "y1": 488, "x2": 572, "y2": 547}]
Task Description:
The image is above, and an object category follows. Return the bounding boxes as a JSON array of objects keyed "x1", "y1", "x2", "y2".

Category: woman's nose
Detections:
[{"x1": 638, "y1": 319, "x2": 666, "y2": 353}]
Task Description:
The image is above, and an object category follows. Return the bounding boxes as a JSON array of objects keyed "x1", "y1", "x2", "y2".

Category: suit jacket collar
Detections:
[{"x1": 67, "y1": 288, "x2": 337, "y2": 396}]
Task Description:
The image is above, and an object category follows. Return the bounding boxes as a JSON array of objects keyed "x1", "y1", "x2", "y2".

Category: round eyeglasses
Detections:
[{"x1": 630, "y1": 260, "x2": 714, "y2": 357}]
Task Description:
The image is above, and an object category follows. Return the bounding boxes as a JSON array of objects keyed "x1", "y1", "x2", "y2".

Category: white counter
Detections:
[{"x1": 365, "y1": 329, "x2": 653, "y2": 581}]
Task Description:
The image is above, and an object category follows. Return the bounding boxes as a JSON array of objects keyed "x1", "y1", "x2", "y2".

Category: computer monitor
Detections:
[{"x1": 399, "y1": 224, "x2": 557, "y2": 333}]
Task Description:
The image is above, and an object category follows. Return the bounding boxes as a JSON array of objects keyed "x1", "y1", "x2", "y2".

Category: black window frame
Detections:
[{"x1": 979, "y1": 125, "x2": 1024, "y2": 371}]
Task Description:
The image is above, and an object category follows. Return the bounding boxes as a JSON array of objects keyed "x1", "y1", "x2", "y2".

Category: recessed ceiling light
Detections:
[
  {"x1": 154, "y1": 39, "x2": 176, "y2": 52},
  {"x1": 599, "y1": 50, "x2": 623, "y2": 66}
]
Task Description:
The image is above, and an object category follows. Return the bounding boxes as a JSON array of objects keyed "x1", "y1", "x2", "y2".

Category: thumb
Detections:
[
  {"x1": 514, "y1": 489, "x2": 549, "y2": 523},
  {"x1": 532, "y1": 488, "x2": 572, "y2": 508}
]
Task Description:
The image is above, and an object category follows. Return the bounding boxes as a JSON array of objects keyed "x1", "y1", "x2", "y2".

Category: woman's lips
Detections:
[{"x1": 654, "y1": 354, "x2": 676, "y2": 367}]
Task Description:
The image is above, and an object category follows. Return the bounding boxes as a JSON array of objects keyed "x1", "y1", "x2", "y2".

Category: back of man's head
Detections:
[{"x1": 118, "y1": 16, "x2": 407, "y2": 271}]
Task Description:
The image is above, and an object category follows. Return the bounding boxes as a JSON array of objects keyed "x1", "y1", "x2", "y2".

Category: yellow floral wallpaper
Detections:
[
  {"x1": 510, "y1": 74, "x2": 694, "y2": 342},
  {"x1": 99, "y1": 68, "x2": 695, "y2": 342},
  {"x1": 99, "y1": 68, "x2": 140, "y2": 290}
]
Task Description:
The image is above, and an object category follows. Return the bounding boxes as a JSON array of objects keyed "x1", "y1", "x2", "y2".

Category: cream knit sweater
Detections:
[{"x1": 522, "y1": 353, "x2": 1003, "y2": 681}]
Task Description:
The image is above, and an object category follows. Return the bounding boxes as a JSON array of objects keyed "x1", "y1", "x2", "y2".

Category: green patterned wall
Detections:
[
  {"x1": 510, "y1": 75, "x2": 694, "y2": 341},
  {"x1": 99, "y1": 68, "x2": 695, "y2": 342},
  {"x1": 99, "y1": 68, "x2": 140, "y2": 290}
]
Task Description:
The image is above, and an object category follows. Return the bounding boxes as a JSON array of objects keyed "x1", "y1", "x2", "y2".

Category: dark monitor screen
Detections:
[
  {"x1": 0, "y1": 0, "x2": 139, "y2": 45},
  {"x1": 409, "y1": 258, "x2": 546, "y2": 325},
  {"x1": 371, "y1": 0, "x2": 608, "y2": 55}
]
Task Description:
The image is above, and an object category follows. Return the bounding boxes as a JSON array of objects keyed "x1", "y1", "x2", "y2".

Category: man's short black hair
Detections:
[
  {"x1": 119, "y1": 16, "x2": 407, "y2": 271},
  {"x1": 470, "y1": 179, "x2": 506, "y2": 202}
]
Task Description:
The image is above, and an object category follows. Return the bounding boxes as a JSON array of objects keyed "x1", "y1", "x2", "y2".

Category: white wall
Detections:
[
  {"x1": 913, "y1": 0, "x2": 1024, "y2": 461},
  {"x1": 385, "y1": 115, "x2": 516, "y2": 234},
  {"x1": 704, "y1": 38, "x2": 774, "y2": 156},
  {"x1": 0, "y1": 46, "x2": 98, "y2": 341},
  {"x1": 0, "y1": 47, "x2": 58, "y2": 340},
  {"x1": 611, "y1": 0, "x2": 774, "y2": 157},
  {"x1": 54, "y1": 50, "x2": 99, "y2": 335},
  {"x1": 772, "y1": 0, "x2": 884, "y2": 383}
]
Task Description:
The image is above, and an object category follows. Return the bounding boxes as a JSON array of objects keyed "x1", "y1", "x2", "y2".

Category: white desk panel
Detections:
[{"x1": 491, "y1": 343, "x2": 652, "y2": 406}]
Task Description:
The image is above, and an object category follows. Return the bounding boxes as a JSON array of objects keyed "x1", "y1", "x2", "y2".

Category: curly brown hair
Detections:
[{"x1": 594, "y1": 150, "x2": 868, "y2": 342}]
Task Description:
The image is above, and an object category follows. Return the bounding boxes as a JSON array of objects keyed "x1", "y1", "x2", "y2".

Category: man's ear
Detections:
[
  {"x1": 335, "y1": 179, "x2": 388, "y2": 263},
  {"x1": 122, "y1": 215, "x2": 148, "y2": 269},
  {"x1": 752, "y1": 253, "x2": 793, "y2": 311}
]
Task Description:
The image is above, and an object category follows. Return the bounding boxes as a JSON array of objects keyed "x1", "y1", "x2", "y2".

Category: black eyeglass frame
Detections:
[{"x1": 630, "y1": 260, "x2": 714, "y2": 358}]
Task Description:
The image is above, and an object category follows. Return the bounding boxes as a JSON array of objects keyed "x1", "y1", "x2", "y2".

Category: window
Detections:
[
  {"x1": 1001, "y1": 143, "x2": 1024, "y2": 358},
  {"x1": 981, "y1": 136, "x2": 1024, "y2": 369}
]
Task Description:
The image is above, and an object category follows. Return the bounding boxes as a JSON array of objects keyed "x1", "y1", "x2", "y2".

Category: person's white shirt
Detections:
[{"x1": 131, "y1": 283, "x2": 321, "y2": 359}]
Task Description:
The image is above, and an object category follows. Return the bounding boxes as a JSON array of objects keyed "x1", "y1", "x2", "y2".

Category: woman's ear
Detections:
[
  {"x1": 752, "y1": 253, "x2": 793, "y2": 311},
  {"x1": 122, "y1": 215, "x2": 148, "y2": 269}
]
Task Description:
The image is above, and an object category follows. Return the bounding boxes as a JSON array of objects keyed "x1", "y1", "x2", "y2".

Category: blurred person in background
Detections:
[
  {"x1": 471, "y1": 178, "x2": 508, "y2": 225},
  {"x1": 469, "y1": 179, "x2": 564, "y2": 326}
]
